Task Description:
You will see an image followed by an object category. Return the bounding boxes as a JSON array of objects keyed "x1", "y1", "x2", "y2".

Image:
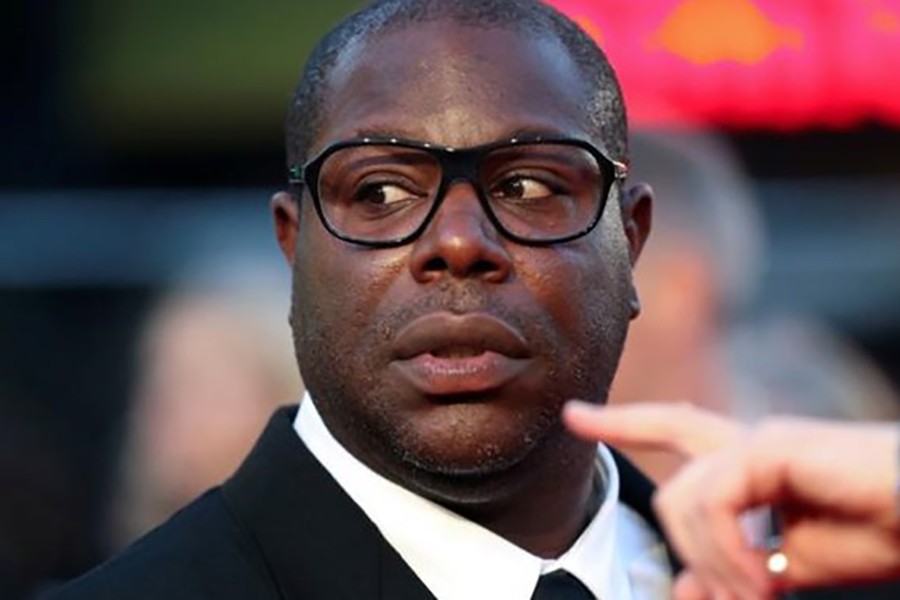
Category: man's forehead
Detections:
[
  {"x1": 311, "y1": 22, "x2": 601, "y2": 152},
  {"x1": 328, "y1": 21, "x2": 572, "y2": 88}
]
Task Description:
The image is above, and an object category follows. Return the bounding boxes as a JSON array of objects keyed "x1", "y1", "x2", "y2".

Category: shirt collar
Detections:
[{"x1": 294, "y1": 392, "x2": 633, "y2": 600}]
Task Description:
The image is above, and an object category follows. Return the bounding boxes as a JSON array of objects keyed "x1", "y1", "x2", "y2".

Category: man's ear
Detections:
[
  {"x1": 620, "y1": 182, "x2": 653, "y2": 319},
  {"x1": 271, "y1": 191, "x2": 300, "y2": 264},
  {"x1": 621, "y1": 182, "x2": 653, "y2": 267}
]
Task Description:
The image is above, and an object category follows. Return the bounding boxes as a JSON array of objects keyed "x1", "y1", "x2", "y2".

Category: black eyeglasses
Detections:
[{"x1": 287, "y1": 135, "x2": 627, "y2": 248}]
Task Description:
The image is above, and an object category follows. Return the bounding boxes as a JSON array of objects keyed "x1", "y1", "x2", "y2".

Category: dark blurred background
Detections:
[{"x1": 2, "y1": 0, "x2": 899, "y2": 598}]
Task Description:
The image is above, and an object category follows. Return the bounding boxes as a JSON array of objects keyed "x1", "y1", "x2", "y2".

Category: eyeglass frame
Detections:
[{"x1": 287, "y1": 135, "x2": 628, "y2": 248}]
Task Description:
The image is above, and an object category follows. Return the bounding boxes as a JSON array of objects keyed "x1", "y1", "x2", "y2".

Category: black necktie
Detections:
[{"x1": 530, "y1": 570, "x2": 595, "y2": 600}]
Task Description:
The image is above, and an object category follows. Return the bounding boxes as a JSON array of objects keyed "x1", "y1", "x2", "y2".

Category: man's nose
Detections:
[{"x1": 407, "y1": 182, "x2": 513, "y2": 283}]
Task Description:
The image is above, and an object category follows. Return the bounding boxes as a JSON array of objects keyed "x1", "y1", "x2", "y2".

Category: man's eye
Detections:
[
  {"x1": 354, "y1": 182, "x2": 418, "y2": 205},
  {"x1": 490, "y1": 176, "x2": 554, "y2": 201}
]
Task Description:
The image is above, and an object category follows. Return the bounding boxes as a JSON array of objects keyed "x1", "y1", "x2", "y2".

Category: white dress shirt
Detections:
[{"x1": 294, "y1": 393, "x2": 672, "y2": 600}]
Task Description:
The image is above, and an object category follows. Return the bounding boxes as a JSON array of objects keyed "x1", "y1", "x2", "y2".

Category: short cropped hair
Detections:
[{"x1": 285, "y1": 0, "x2": 628, "y2": 173}]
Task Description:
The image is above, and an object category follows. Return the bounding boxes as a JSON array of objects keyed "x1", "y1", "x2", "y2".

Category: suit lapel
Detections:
[
  {"x1": 611, "y1": 447, "x2": 683, "y2": 573},
  {"x1": 222, "y1": 406, "x2": 434, "y2": 600}
]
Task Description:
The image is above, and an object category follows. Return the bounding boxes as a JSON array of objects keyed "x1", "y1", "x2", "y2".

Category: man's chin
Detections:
[
  {"x1": 399, "y1": 445, "x2": 524, "y2": 478},
  {"x1": 384, "y1": 429, "x2": 545, "y2": 503}
]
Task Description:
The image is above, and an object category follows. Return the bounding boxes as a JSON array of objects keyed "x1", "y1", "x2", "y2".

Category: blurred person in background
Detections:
[
  {"x1": 610, "y1": 130, "x2": 900, "y2": 483},
  {"x1": 107, "y1": 274, "x2": 303, "y2": 549},
  {"x1": 612, "y1": 133, "x2": 763, "y2": 385},
  {"x1": 609, "y1": 130, "x2": 766, "y2": 480}
]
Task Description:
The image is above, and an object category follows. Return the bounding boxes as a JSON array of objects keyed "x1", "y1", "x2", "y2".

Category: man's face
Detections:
[{"x1": 274, "y1": 23, "x2": 648, "y2": 502}]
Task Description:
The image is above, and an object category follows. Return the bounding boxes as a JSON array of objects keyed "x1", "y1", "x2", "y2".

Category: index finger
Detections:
[{"x1": 562, "y1": 401, "x2": 742, "y2": 458}]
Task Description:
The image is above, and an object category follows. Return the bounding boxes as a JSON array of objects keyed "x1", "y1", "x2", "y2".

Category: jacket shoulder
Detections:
[{"x1": 46, "y1": 489, "x2": 279, "y2": 600}]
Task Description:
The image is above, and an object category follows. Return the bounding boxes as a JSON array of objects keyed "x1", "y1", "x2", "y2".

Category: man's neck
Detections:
[
  {"x1": 442, "y1": 441, "x2": 602, "y2": 558},
  {"x1": 302, "y1": 395, "x2": 604, "y2": 558}
]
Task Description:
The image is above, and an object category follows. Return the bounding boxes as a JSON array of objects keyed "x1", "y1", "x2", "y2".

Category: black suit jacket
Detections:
[{"x1": 50, "y1": 406, "x2": 676, "y2": 600}]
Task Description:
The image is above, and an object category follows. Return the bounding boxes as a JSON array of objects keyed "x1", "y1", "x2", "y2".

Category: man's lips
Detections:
[
  {"x1": 392, "y1": 312, "x2": 530, "y2": 360},
  {"x1": 390, "y1": 313, "x2": 531, "y2": 396}
]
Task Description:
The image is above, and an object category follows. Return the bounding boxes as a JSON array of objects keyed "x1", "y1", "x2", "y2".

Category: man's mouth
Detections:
[
  {"x1": 392, "y1": 312, "x2": 530, "y2": 360},
  {"x1": 428, "y1": 345, "x2": 487, "y2": 359},
  {"x1": 390, "y1": 313, "x2": 531, "y2": 396}
]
